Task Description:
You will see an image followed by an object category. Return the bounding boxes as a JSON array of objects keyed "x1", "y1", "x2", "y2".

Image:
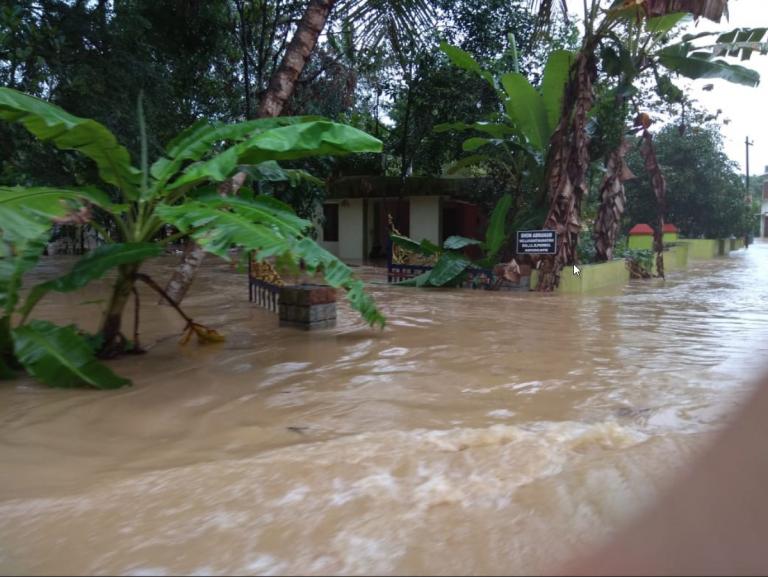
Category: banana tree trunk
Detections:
[
  {"x1": 536, "y1": 51, "x2": 596, "y2": 291},
  {"x1": 640, "y1": 128, "x2": 667, "y2": 278},
  {"x1": 593, "y1": 139, "x2": 632, "y2": 262},
  {"x1": 99, "y1": 262, "x2": 140, "y2": 357},
  {"x1": 161, "y1": 0, "x2": 335, "y2": 306}
]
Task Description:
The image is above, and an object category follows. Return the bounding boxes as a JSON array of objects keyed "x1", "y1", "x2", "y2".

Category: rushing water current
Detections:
[{"x1": 2, "y1": 242, "x2": 768, "y2": 575}]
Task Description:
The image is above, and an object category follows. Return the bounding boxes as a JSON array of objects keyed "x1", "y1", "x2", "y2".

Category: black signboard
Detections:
[{"x1": 516, "y1": 230, "x2": 557, "y2": 254}]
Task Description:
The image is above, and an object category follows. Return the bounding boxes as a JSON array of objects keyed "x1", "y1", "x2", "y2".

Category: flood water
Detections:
[{"x1": 2, "y1": 242, "x2": 768, "y2": 575}]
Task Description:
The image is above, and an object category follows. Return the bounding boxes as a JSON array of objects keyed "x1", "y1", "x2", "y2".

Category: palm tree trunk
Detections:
[
  {"x1": 235, "y1": 0, "x2": 253, "y2": 119},
  {"x1": 162, "y1": 0, "x2": 335, "y2": 306},
  {"x1": 257, "y1": 0, "x2": 336, "y2": 117}
]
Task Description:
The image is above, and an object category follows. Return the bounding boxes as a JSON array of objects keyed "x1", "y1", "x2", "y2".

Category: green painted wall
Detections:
[
  {"x1": 531, "y1": 259, "x2": 629, "y2": 293},
  {"x1": 663, "y1": 232, "x2": 679, "y2": 243},
  {"x1": 680, "y1": 239, "x2": 719, "y2": 260},
  {"x1": 651, "y1": 244, "x2": 688, "y2": 275},
  {"x1": 628, "y1": 234, "x2": 653, "y2": 250}
]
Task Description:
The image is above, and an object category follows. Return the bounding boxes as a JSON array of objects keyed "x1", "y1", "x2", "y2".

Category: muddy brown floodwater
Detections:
[{"x1": 2, "y1": 243, "x2": 768, "y2": 575}]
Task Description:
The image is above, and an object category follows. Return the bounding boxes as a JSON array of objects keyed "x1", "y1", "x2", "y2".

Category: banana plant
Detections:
[
  {"x1": 390, "y1": 194, "x2": 512, "y2": 287},
  {"x1": 0, "y1": 88, "x2": 385, "y2": 389},
  {"x1": 436, "y1": 42, "x2": 575, "y2": 162}
]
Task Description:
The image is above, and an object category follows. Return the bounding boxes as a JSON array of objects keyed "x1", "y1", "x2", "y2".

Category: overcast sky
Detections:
[{"x1": 680, "y1": 0, "x2": 768, "y2": 174}]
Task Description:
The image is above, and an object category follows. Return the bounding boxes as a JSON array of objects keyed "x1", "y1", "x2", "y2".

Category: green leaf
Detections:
[
  {"x1": 483, "y1": 193, "x2": 513, "y2": 262},
  {"x1": 659, "y1": 45, "x2": 761, "y2": 86},
  {"x1": 19, "y1": 243, "x2": 163, "y2": 321},
  {"x1": 390, "y1": 234, "x2": 423, "y2": 254},
  {"x1": 278, "y1": 238, "x2": 385, "y2": 328},
  {"x1": 462, "y1": 137, "x2": 493, "y2": 152},
  {"x1": 0, "y1": 186, "x2": 113, "y2": 210},
  {"x1": 646, "y1": 12, "x2": 689, "y2": 35},
  {"x1": 541, "y1": 50, "x2": 575, "y2": 134},
  {"x1": 396, "y1": 271, "x2": 432, "y2": 287},
  {"x1": 190, "y1": 195, "x2": 311, "y2": 236},
  {"x1": 12, "y1": 320, "x2": 130, "y2": 389},
  {"x1": 151, "y1": 116, "x2": 321, "y2": 188},
  {"x1": 158, "y1": 199, "x2": 384, "y2": 327},
  {"x1": 427, "y1": 253, "x2": 471, "y2": 286},
  {"x1": 167, "y1": 121, "x2": 382, "y2": 191},
  {"x1": 501, "y1": 73, "x2": 549, "y2": 151},
  {"x1": 0, "y1": 233, "x2": 47, "y2": 315},
  {"x1": 0, "y1": 88, "x2": 141, "y2": 199},
  {"x1": 439, "y1": 41, "x2": 494, "y2": 86},
  {"x1": 443, "y1": 235, "x2": 482, "y2": 250},
  {"x1": 0, "y1": 186, "x2": 115, "y2": 242},
  {"x1": 156, "y1": 201, "x2": 295, "y2": 260},
  {"x1": 242, "y1": 160, "x2": 289, "y2": 182}
]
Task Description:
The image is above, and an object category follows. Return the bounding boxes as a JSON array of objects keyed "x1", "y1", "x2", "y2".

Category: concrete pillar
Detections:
[{"x1": 628, "y1": 223, "x2": 654, "y2": 250}]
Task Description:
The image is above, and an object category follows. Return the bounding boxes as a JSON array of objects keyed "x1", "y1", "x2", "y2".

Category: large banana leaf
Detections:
[
  {"x1": 540, "y1": 50, "x2": 575, "y2": 134},
  {"x1": 156, "y1": 201, "x2": 295, "y2": 259},
  {"x1": 19, "y1": 243, "x2": 163, "y2": 322},
  {"x1": 0, "y1": 186, "x2": 114, "y2": 242},
  {"x1": 482, "y1": 193, "x2": 513, "y2": 264},
  {"x1": 167, "y1": 121, "x2": 382, "y2": 191},
  {"x1": 658, "y1": 44, "x2": 760, "y2": 86},
  {"x1": 157, "y1": 201, "x2": 385, "y2": 327},
  {"x1": 646, "y1": 12, "x2": 690, "y2": 35},
  {"x1": 427, "y1": 253, "x2": 471, "y2": 286},
  {"x1": 501, "y1": 73, "x2": 549, "y2": 151},
  {"x1": 439, "y1": 41, "x2": 495, "y2": 86},
  {"x1": 289, "y1": 238, "x2": 384, "y2": 328},
  {"x1": 0, "y1": 88, "x2": 141, "y2": 198},
  {"x1": 443, "y1": 236, "x2": 482, "y2": 250},
  {"x1": 192, "y1": 195, "x2": 311, "y2": 236},
  {"x1": 0, "y1": 233, "x2": 48, "y2": 315},
  {"x1": 12, "y1": 320, "x2": 130, "y2": 389},
  {"x1": 150, "y1": 116, "x2": 321, "y2": 187}
]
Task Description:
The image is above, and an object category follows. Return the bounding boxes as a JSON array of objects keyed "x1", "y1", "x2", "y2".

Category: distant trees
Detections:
[{"x1": 624, "y1": 120, "x2": 753, "y2": 239}]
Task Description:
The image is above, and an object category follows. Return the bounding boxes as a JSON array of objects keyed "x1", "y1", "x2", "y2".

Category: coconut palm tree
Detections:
[{"x1": 164, "y1": 0, "x2": 436, "y2": 305}]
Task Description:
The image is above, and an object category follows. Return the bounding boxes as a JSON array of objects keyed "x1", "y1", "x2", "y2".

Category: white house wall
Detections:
[
  {"x1": 339, "y1": 199, "x2": 365, "y2": 262},
  {"x1": 409, "y1": 196, "x2": 441, "y2": 244}
]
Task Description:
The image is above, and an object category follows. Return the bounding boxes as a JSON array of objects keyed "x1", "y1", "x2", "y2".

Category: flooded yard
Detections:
[{"x1": 1, "y1": 243, "x2": 768, "y2": 575}]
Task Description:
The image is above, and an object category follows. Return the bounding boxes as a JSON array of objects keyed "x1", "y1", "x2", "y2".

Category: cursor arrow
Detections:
[{"x1": 573, "y1": 264, "x2": 582, "y2": 277}]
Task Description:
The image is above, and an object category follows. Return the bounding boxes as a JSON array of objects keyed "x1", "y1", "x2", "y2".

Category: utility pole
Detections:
[
  {"x1": 745, "y1": 136, "x2": 754, "y2": 194},
  {"x1": 745, "y1": 137, "x2": 755, "y2": 247}
]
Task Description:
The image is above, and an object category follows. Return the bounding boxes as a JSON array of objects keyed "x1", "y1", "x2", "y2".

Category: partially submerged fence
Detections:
[
  {"x1": 248, "y1": 257, "x2": 282, "y2": 313},
  {"x1": 386, "y1": 238, "x2": 496, "y2": 289}
]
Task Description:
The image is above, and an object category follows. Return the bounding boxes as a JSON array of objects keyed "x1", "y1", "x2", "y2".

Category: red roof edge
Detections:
[
  {"x1": 662, "y1": 223, "x2": 679, "y2": 233},
  {"x1": 629, "y1": 223, "x2": 654, "y2": 235}
]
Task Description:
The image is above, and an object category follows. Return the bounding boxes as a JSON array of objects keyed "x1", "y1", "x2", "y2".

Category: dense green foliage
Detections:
[{"x1": 624, "y1": 121, "x2": 753, "y2": 239}]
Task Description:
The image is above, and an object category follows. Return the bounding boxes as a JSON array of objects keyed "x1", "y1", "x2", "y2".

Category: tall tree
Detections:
[{"x1": 164, "y1": 0, "x2": 437, "y2": 305}]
